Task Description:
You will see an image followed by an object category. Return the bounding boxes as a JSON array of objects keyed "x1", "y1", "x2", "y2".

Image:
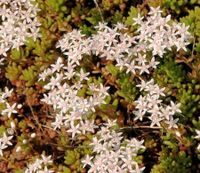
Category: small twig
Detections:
[
  {"x1": 119, "y1": 126, "x2": 162, "y2": 130},
  {"x1": 41, "y1": 124, "x2": 60, "y2": 134},
  {"x1": 132, "y1": 126, "x2": 161, "y2": 129},
  {"x1": 27, "y1": 102, "x2": 43, "y2": 132},
  {"x1": 93, "y1": 0, "x2": 104, "y2": 22},
  {"x1": 191, "y1": 32, "x2": 196, "y2": 58}
]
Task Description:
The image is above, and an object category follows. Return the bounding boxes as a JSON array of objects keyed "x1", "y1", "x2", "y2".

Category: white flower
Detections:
[
  {"x1": 137, "y1": 62, "x2": 150, "y2": 74},
  {"x1": 115, "y1": 22, "x2": 127, "y2": 30},
  {"x1": 25, "y1": 154, "x2": 53, "y2": 173},
  {"x1": 148, "y1": 105, "x2": 161, "y2": 116},
  {"x1": 67, "y1": 122, "x2": 81, "y2": 139},
  {"x1": 174, "y1": 23, "x2": 190, "y2": 38},
  {"x1": 149, "y1": 114, "x2": 163, "y2": 127},
  {"x1": 50, "y1": 57, "x2": 64, "y2": 73},
  {"x1": 121, "y1": 157, "x2": 137, "y2": 171},
  {"x1": 63, "y1": 63, "x2": 76, "y2": 80},
  {"x1": 148, "y1": 6, "x2": 162, "y2": 16},
  {"x1": 165, "y1": 117, "x2": 179, "y2": 129},
  {"x1": 149, "y1": 56, "x2": 160, "y2": 69},
  {"x1": 95, "y1": 22, "x2": 109, "y2": 30},
  {"x1": 104, "y1": 119, "x2": 117, "y2": 128},
  {"x1": 128, "y1": 138, "x2": 145, "y2": 151},
  {"x1": 125, "y1": 60, "x2": 137, "y2": 74},
  {"x1": 136, "y1": 80, "x2": 149, "y2": 91},
  {"x1": 133, "y1": 110, "x2": 145, "y2": 121},
  {"x1": 82, "y1": 155, "x2": 93, "y2": 168},
  {"x1": 25, "y1": 163, "x2": 36, "y2": 173},
  {"x1": 135, "y1": 53, "x2": 147, "y2": 65},
  {"x1": 149, "y1": 85, "x2": 165, "y2": 97},
  {"x1": 51, "y1": 112, "x2": 65, "y2": 130},
  {"x1": 1, "y1": 102, "x2": 17, "y2": 117},
  {"x1": 169, "y1": 101, "x2": 181, "y2": 114},
  {"x1": 44, "y1": 73, "x2": 63, "y2": 90},
  {"x1": 135, "y1": 96, "x2": 148, "y2": 112},
  {"x1": 38, "y1": 69, "x2": 53, "y2": 81},
  {"x1": 146, "y1": 94, "x2": 162, "y2": 108},
  {"x1": 96, "y1": 84, "x2": 110, "y2": 97},
  {"x1": 0, "y1": 133, "x2": 13, "y2": 146},
  {"x1": 76, "y1": 68, "x2": 89, "y2": 81},
  {"x1": 133, "y1": 14, "x2": 144, "y2": 25},
  {"x1": 0, "y1": 133, "x2": 13, "y2": 156},
  {"x1": 79, "y1": 120, "x2": 95, "y2": 134},
  {"x1": 2, "y1": 87, "x2": 13, "y2": 99},
  {"x1": 160, "y1": 106, "x2": 172, "y2": 120},
  {"x1": 88, "y1": 163, "x2": 98, "y2": 173}
]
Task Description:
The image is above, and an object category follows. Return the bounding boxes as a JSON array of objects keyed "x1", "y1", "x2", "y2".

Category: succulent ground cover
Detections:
[{"x1": 0, "y1": 0, "x2": 200, "y2": 173}]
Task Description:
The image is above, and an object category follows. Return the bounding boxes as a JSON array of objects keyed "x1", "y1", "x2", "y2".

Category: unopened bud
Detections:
[
  {"x1": 10, "y1": 121, "x2": 15, "y2": 129},
  {"x1": 31, "y1": 133, "x2": 36, "y2": 138},
  {"x1": 17, "y1": 104, "x2": 22, "y2": 109},
  {"x1": 23, "y1": 139, "x2": 27, "y2": 144},
  {"x1": 16, "y1": 146, "x2": 21, "y2": 152},
  {"x1": 175, "y1": 131, "x2": 181, "y2": 137}
]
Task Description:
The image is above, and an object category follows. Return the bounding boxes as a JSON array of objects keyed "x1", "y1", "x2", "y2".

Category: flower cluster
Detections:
[
  {"x1": 39, "y1": 57, "x2": 109, "y2": 139},
  {"x1": 56, "y1": 29, "x2": 91, "y2": 66},
  {"x1": 0, "y1": 87, "x2": 21, "y2": 118},
  {"x1": 90, "y1": 23, "x2": 160, "y2": 75},
  {"x1": 25, "y1": 154, "x2": 54, "y2": 173},
  {"x1": 53, "y1": 7, "x2": 190, "y2": 131},
  {"x1": 0, "y1": 132, "x2": 13, "y2": 156},
  {"x1": 0, "y1": 88, "x2": 19, "y2": 157},
  {"x1": 134, "y1": 79, "x2": 181, "y2": 128},
  {"x1": 134, "y1": 6, "x2": 191, "y2": 57},
  {"x1": 55, "y1": 7, "x2": 191, "y2": 77},
  {"x1": 82, "y1": 120, "x2": 145, "y2": 173},
  {"x1": 0, "y1": 0, "x2": 40, "y2": 58},
  {"x1": 38, "y1": 6, "x2": 192, "y2": 172},
  {"x1": 56, "y1": 22, "x2": 157, "y2": 76}
]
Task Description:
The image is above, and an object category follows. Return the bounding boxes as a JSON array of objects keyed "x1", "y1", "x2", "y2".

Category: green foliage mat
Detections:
[{"x1": 0, "y1": 0, "x2": 200, "y2": 172}]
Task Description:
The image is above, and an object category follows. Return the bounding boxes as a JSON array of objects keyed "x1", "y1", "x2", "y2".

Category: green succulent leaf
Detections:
[
  {"x1": 20, "y1": 66, "x2": 37, "y2": 87},
  {"x1": 62, "y1": 167, "x2": 71, "y2": 173},
  {"x1": 125, "y1": 6, "x2": 139, "y2": 26},
  {"x1": 64, "y1": 150, "x2": 77, "y2": 165},
  {"x1": 6, "y1": 62, "x2": 22, "y2": 81}
]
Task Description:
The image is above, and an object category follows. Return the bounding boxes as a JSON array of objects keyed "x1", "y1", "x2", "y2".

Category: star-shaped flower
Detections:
[{"x1": 1, "y1": 102, "x2": 17, "y2": 118}]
